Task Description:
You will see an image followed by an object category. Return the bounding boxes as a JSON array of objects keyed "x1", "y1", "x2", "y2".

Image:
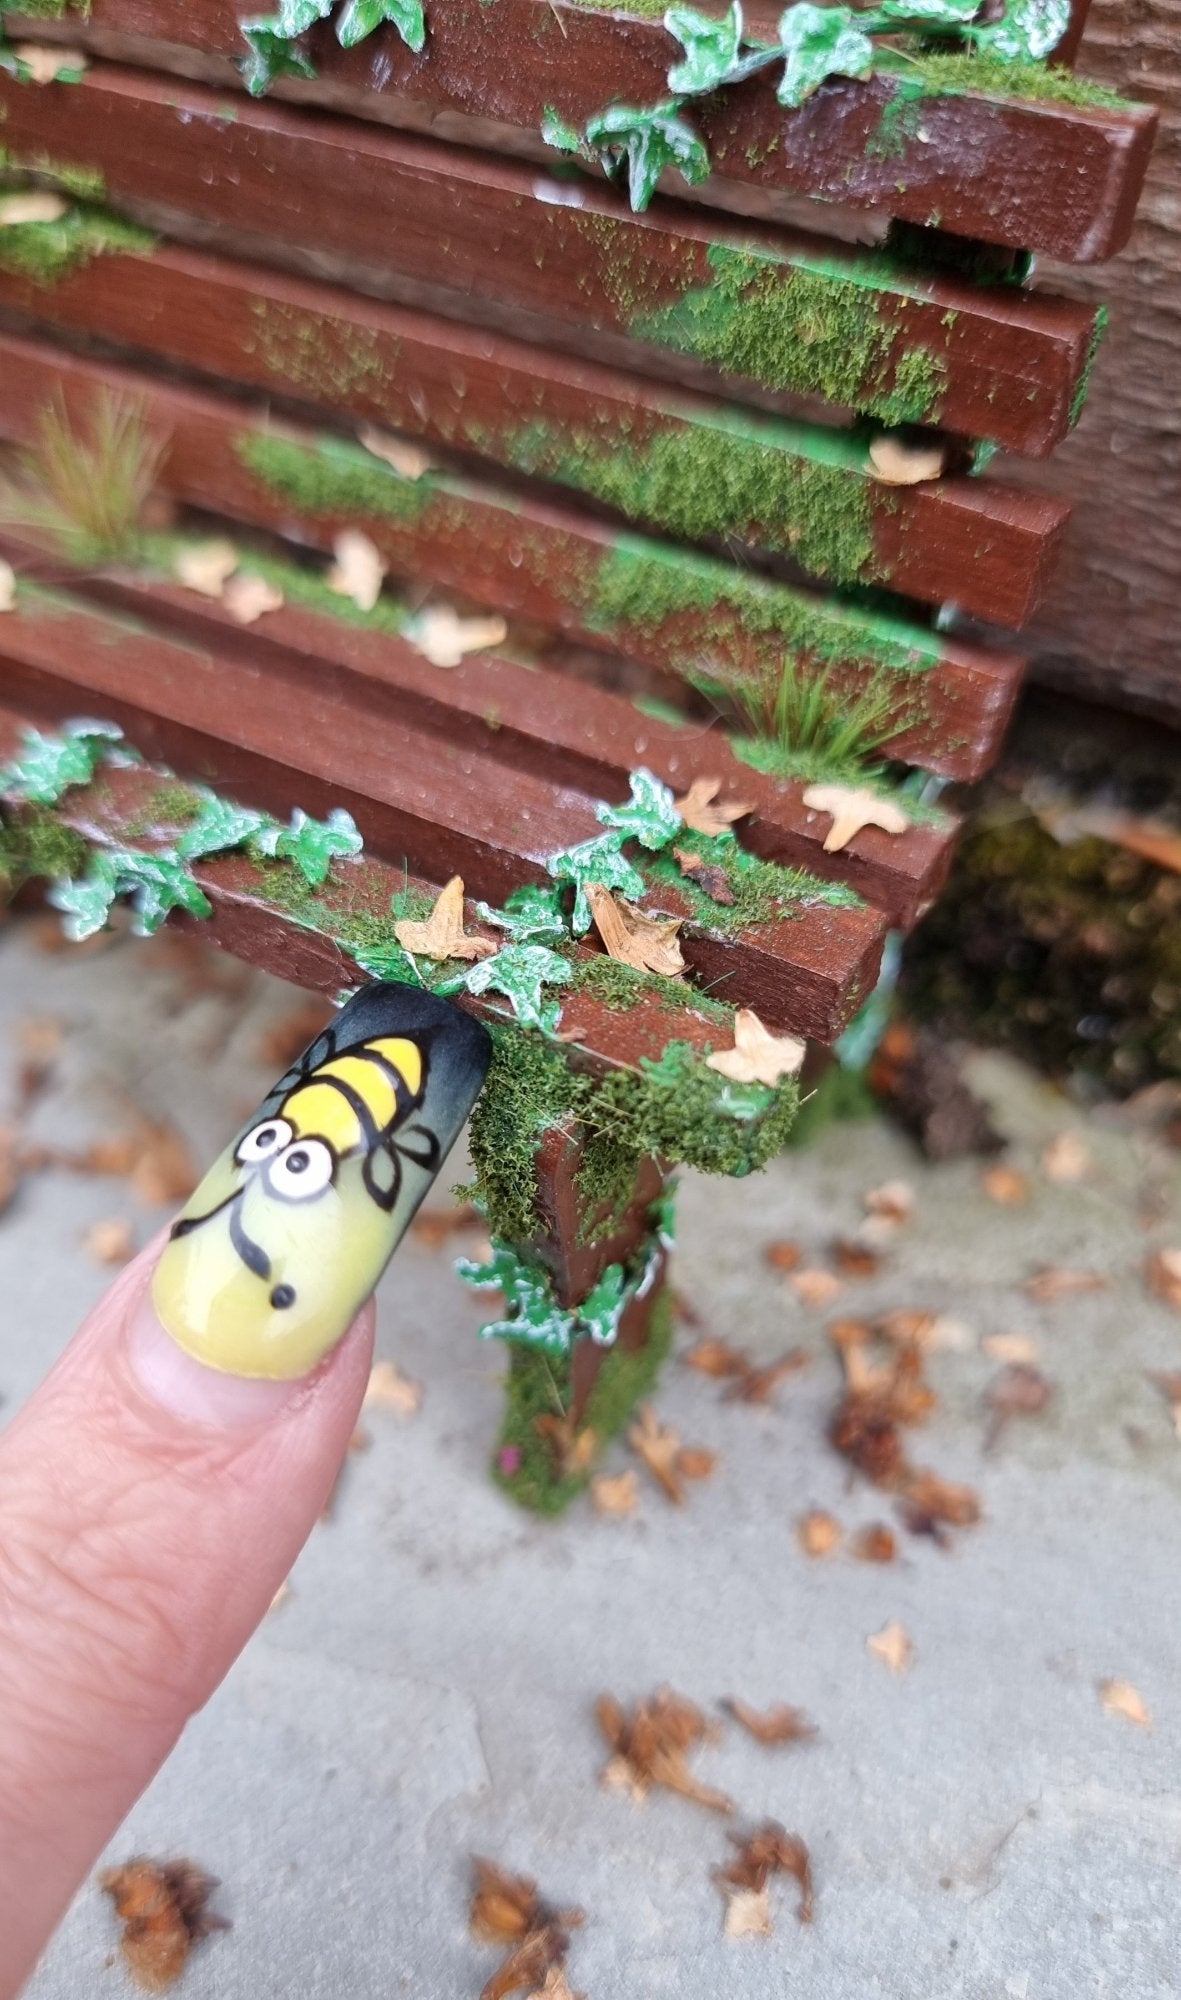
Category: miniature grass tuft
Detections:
[{"x1": 0, "y1": 390, "x2": 166, "y2": 561}]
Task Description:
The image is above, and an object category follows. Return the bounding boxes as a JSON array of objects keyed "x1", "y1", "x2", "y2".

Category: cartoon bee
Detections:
[{"x1": 153, "y1": 983, "x2": 492, "y2": 1380}]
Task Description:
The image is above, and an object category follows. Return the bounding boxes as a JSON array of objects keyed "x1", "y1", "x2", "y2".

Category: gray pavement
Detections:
[{"x1": 2, "y1": 911, "x2": 1179, "y2": 2000}]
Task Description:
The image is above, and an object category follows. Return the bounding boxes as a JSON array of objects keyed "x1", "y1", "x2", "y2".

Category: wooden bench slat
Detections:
[
  {"x1": 3, "y1": 0, "x2": 1156, "y2": 260},
  {"x1": 0, "y1": 238, "x2": 1068, "y2": 625},
  {"x1": 0, "y1": 329, "x2": 1025, "y2": 782},
  {"x1": 0, "y1": 534, "x2": 955, "y2": 928},
  {"x1": 0, "y1": 69, "x2": 1104, "y2": 456},
  {"x1": 0, "y1": 588, "x2": 887, "y2": 1039}
]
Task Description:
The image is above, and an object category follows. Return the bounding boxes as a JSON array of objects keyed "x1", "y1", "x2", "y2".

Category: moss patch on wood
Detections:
[
  {"x1": 641, "y1": 827, "x2": 863, "y2": 936},
  {"x1": 0, "y1": 803, "x2": 89, "y2": 890},
  {"x1": 247, "y1": 300, "x2": 392, "y2": 405},
  {"x1": 905, "y1": 53, "x2": 1132, "y2": 112},
  {"x1": 236, "y1": 430, "x2": 434, "y2": 526},
  {"x1": 0, "y1": 204, "x2": 154, "y2": 287},
  {"x1": 0, "y1": 149, "x2": 105, "y2": 204}
]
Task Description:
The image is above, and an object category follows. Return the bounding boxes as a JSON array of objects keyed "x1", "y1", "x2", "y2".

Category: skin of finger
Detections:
[{"x1": 0, "y1": 1242, "x2": 374, "y2": 1998}]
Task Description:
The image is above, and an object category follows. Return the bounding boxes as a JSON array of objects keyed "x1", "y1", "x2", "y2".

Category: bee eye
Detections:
[
  {"x1": 236, "y1": 1117, "x2": 294, "y2": 1166},
  {"x1": 267, "y1": 1137, "x2": 335, "y2": 1201}
]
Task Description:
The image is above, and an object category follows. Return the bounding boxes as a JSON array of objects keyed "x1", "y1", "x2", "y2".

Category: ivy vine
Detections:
[
  {"x1": 457, "y1": 1236, "x2": 661, "y2": 1358},
  {"x1": 542, "y1": 0, "x2": 1071, "y2": 211},
  {"x1": 239, "y1": 0, "x2": 426, "y2": 97}
]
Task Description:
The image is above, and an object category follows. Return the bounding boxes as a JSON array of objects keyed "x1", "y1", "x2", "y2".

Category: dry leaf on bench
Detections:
[
  {"x1": 673, "y1": 846, "x2": 736, "y2": 904},
  {"x1": 714, "y1": 1822, "x2": 813, "y2": 1934},
  {"x1": 363, "y1": 1359, "x2": 422, "y2": 1416},
  {"x1": 591, "y1": 1469, "x2": 639, "y2": 1517},
  {"x1": 706, "y1": 1009, "x2": 805, "y2": 1087},
  {"x1": 394, "y1": 875, "x2": 497, "y2": 963},
  {"x1": 172, "y1": 538, "x2": 239, "y2": 599},
  {"x1": 100, "y1": 1857, "x2": 228, "y2": 1994},
  {"x1": 410, "y1": 605, "x2": 508, "y2": 668},
  {"x1": 0, "y1": 189, "x2": 68, "y2": 227},
  {"x1": 798, "y1": 1509, "x2": 841, "y2": 1557},
  {"x1": 1098, "y1": 1678, "x2": 1151, "y2": 1728},
  {"x1": 13, "y1": 42, "x2": 87, "y2": 81},
  {"x1": 722, "y1": 1699, "x2": 818, "y2": 1747},
  {"x1": 802, "y1": 783, "x2": 910, "y2": 854},
  {"x1": 222, "y1": 572, "x2": 284, "y2": 625},
  {"x1": 1146, "y1": 1248, "x2": 1181, "y2": 1313},
  {"x1": 597, "y1": 1688, "x2": 732, "y2": 1814},
  {"x1": 982, "y1": 1163, "x2": 1030, "y2": 1206},
  {"x1": 868, "y1": 435, "x2": 946, "y2": 485},
  {"x1": 0, "y1": 559, "x2": 15, "y2": 612},
  {"x1": 867, "y1": 1619, "x2": 913, "y2": 1674},
  {"x1": 327, "y1": 528, "x2": 386, "y2": 612},
  {"x1": 1024, "y1": 1266, "x2": 1106, "y2": 1305},
  {"x1": 83, "y1": 1217, "x2": 135, "y2": 1266},
  {"x1": 587, "y1": 884, "x2": 685, "y2": 978},
  {"x1": 357, "y1": 424, "x2": 433, "y2": 480},
  {"x1": 1041, "y1": 1132, "x2": 1092, "y2": 1183},
  {"x1": 673, "y1": 776, "x2": 753, "y2": 836}
]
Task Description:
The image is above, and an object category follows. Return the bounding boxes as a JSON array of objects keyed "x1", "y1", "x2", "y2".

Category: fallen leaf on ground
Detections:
[
  {"x1": 357, "y1": 424, "x2": 433, "y2": 479},
  {"x1": 797, "y1": 1509, "x2": 841, "y2": 1557},
  {"x1": 706, "y1": 1009, "x2": 805, "y2": 1086},
  {"x1": 1024, "y1": 1266, "x2": 1107, "y2": 1304},
  {"x1": 586, "y1": 884, "x2": 685, "y2": 978},
  {"x1": 327, "y1": 528, "x2": 386, "y2": 611},
  {"x1": 363, "y1": 1359, "x2": 422, "y2": 1416},
  {"x1": 673, "y1": 845, "x2": 736, "y2": 904},
  {"x1": 714, "y1": 1823, "x2": 813, "y2": 1933},
  {"x1": 83, "y1": 1217, "x2": 135, "y2": 1266},
  {"x1": 672, "y1": 1289, "x2": 704, "y2": 1327},
  {"x1": 627, "y1": 1405, "x2": 716, "y2": 1502},
  {"x1": 1041, "y1": 1132, "x2": 1092, "y2": 1183},
  {"x1": 673, "y1": 777, "x2": 754, "y2": 836},
  {"x1": 1098, "y1": 1678, "x2": 1151, "y2": 1728},
  {"x1": 172, "y1": 538, "x2": 239, "y2": 598},
  {"x1": 409, "y1": 604, "x2": 508, "y2": 668},
  {"x1": 790, "y1": 1268, "x2": 844, "y2": 1308},
  {"x1": 1146, "y1": 1248, "x2": 1181, "y2": 1313},
  {"x1": 722, "y1": 1886, "x2": 772, "y2": 1938},
  {"x1": 683, "y1": 1336, "x2": 745, "y2": 1377},
  {"x1": 525, "y1": 1967, "x2": 585, "y2": 2000},
  {"x1": 763, "y1": 1239, "x2": 802, "y2": 1272},
  {"x1": 13, "y1": 41, "x2": 87, "y2": 80},
  {"x1": 722, "y1": 1699, "x2": 818, "y2": 1746},
  {"x1": 867, "y1": 1619, "x2": 913, "y2": 1674},
  {"x1": 850, "y1": 1522, "x2": 897, "y2": 1563},
  {"x1": 130, "y1": 1120, "x2": 198, "y2": 1206},
  {"x1": 898, "y1": 1466, "x2": 980, "y2": 1530},
  {"x1": 100, "y1": 1858, "x2": 228, "y2": 1993},
  {"x1": 724, "y1": 1349, "x2": 809, "y2": 1405},
  {"x1": 591, "y1": 1469, "x2": 639, "y2": 1517},
  {"x1": 832, "y1": 1237, "x2": 881, "y2": 1280},
  {"x1": 868, "y1": 435, "x2": 946, "y2": 484},
  {"x1": 394, "y1": 876, "x2": 497, "y2": 963},
  {"x1": 482, "y1": 1926, "x2": 573, "y2": 2000},
  {"x1": 598, "y1": 1687, "x2": 732, "y2": 1813},
  {"x1": 1147, "y1": 1372, "x2": 1181, "y2": 1438},
  {"x1": 982, "y1": 1164, "x2": 1030, "y2": 1206},
  {"x1": 0, "y1": 189, "x2": 68, "y2": 226},
  {"x1": 0, "y1": 559, "x2": 14, "y2": 612},
  {"x1": 983, "y1": 1362, "x2": 1053, "y2": 1450},
  {"x1": 222, "y1": 571, "x2": 284, "y2": 625},
  {"x1": 864, "y1": 1180, "x2": 915, "y2": 1225},
  {"x1": 470, "y1": 1860, "x2": 585, "y2": 2000},
  {"x1": 982, "y1": 1332, "x2": 1040, "y2": 1365},
  {"x1": 801, "y1": 782, "x2": 910, "y2": 853},
  {"x1": 410, "y1": 1202, "x2": 483, "y2": 1248}
]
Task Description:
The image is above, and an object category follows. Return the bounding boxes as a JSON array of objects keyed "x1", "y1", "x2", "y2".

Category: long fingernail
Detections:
[{"x1": 150, "y1": 981, "x2": 491, "y2": 1382}]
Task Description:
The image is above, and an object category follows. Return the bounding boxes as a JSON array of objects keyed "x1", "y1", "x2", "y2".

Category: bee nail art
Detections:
[{"x1": 152, "y1": 982, "x2": 492, "y2": 1380}]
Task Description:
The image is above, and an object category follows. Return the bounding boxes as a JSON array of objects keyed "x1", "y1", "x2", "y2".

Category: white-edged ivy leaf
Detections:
[
  {"x1": 583, "y1": 101, "x2": 710, "y2": 212},
  {"x1": 254, "y1": 806, "x2": 364, "y2": 885},
  {"x1": 775, "y1": 3, "x2": 874, "y2": 109},
  {"x1": 173, "y1": 791, "x2": 271, "y2": 862},
  {"x1": 276, "y1": 0, "x2": 332, "y2": 31},
  {"x1": 541, "y1": 105, "x2": 590, "y2": 156},
  {"x1": 476, "y1": 882, "x2": 570, "y2": 945},
  {"x1": 597, "y1": 767, "x2": 682, "y2": 850},
  {"x1": 239, "y1": 18, "x2": 319, "y2": 94},
  {"x1": 874, "y1": 0, "x2": 979, "y2": 18},
  {"x1": 973, "y1": 0, "x2": 1069, "y2": 58},
  {"x1": 115, "y1": 851, "x2": 214, "y2": 936},
  {"x1": 1, "y1": 720, "x2": 122, "y2": 806},
  {"x1": 579, "y1": 1262, "x2": 629, "y2": 1346},
  {"x1": 463, "y1": 942, "x2": 572, "y2": 1034},
  {"x1": 547, "y1": 831, "x2": 647, "y2": 933},
  {"x1": 665, "y1": 1, "x2": 745, "y2": 94},
  {"x1": 336, "y1": 0, "x2": 426, "y2": 53},
  {"x1": 47, "y1": 853, "x2": 122, "y2": 941},
  {"x1": 457, "y1": 1242, "x2": 575, "y2": 1357}
]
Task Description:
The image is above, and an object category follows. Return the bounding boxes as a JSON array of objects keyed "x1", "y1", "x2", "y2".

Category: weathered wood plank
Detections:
[
  {"x1": 0, "y1": 0, "x2": 1156, "y2": 258},
  {"x1": 0, "y1": 330, "x2": 1027, "y2": 781},
  {"x1": 0, "y1": 69, "x2": 1104, "y2": 455},
  {"x1": 0, "y1": 238, "x2": 1069, "y2": 623}
]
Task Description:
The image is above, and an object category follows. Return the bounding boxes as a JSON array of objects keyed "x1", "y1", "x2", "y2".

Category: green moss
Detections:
[
  {"x1": 906, "y1": 53, "x2": 1132, "y2": 112},
  {"x1": 0, "y1": 205, "x2": 155, "y2": 287},
  {"x1": 235, "y1": 431, "x2": 433, "y2": 526},
  {"x1": 142, "y1": 533, "x2": 411, "y2": 640},
  {"x1": 553, "y1": 0, "x2": 670, "y2": 16},
  {"x1": 493, "y1": 1284, "x2": 675, "y2": 1516},
  {"x1": 562, "y1": 946, "x2": 731, "y2": 1023},
  {"x1": 119, "y1": 782, "x2": 206, "y2": 839},
  {"x1": 467, "y1": 1026, "x2": 577, "y2": 1242},
  {"x1": 1070, "y1": 306, "x2": 1109, "y2": 430},
  {"x1": 247, "y1": 300, "x2": 392, "y2": 403},
  {"x1": 0, "y1": 149, "x2": 105, "y2": 203},
  {"x1": 0, "y1": 0, "x2": 88, "y2": 16},
  {"x1": 0, "y1": 804, "x2": 89, "y2": 889},
  {"x1": 633, "y1": 242, "x2": 948, "y2": 421},
  {"x1": 586, "y1": 1041, "x2": 801, "y2": 1178},
  {"x1": 498, "y1": 408, "x2": 880, "y2": 584},
  {"x1": 642, "y1": 827, "x2": 862, "y2": 937}
]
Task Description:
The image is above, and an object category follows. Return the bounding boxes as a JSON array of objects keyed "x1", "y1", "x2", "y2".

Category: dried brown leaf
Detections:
[
  {"x1": 0, "y1": 189, "x2": 68, "y2": 226},
  {"x1": 410, "y1": 605, "x2": 508, "y2": 668},
  {"x1": 1024, "y1": 1266, "x2": 1106, "y2": 1304},
  {"x1": 850, "y1": 1522, "x2": 897, "y2": 1563},
  {"x1": 1041, "y1": 1132, "x2": 1092, "y2": 1183},
  {"x1": 675, "y1": 1445, "x2": 717, "y2": 1481},
  {"x1": 898, "y1": 1466, "x2": 980, "y2": 1528},
  {"x1": 357, "y1": 424, "x2": 433, "y2": 480},
  {"x1": 864, "y1": 1179, "x2": 915, "y2": 1225},
  {"x1": 706, "y1": 1008, "x2": 805, "y2": 1086},
  {"x1": 627, "y1": 1404, "x2": 686, "y2": 1503},
  {"x1": 982, "y1": 1164, "x2": 1030, "y2": 1206},
  {"x1": 587, "y1": 884, "x2": 685, "y2": 978},
  {"x1": 100, "y1": 1858, "x2": 228, "y2": 1993},
  {"x1": 867, "y1": 435, "x2": 946, "y2": 485},
  {"x1": 791, "y1": 1267, "x2": 844, "y2": 1308},
  {"x1": 591, "y1": 1469, "x2": 639, "y2": 1517},
  {"x1": 981, "y1": 1332, "x2": 1040, "y2": 1366},
  {"x1": 1146, "y1": 1247, "x2": 1181, "y2": 1313},
  {"x1": 1098, "y1": 1678, "x2": 1151, "y2": 1728},
  {"x1": 867, "y1": 1619, "x2": 913, "y2": 1674},
  {"x1": 394, "y1": 876, "x2": 497, "y2": 963},
  {"x1": 481, "y1": 1925, "x2": 572, "y2": 2000},
  {"x1": 715, "y1": 1823, "x2": 813, "y2": 1924},
  {"x1": 83, "y1": 1216, "x2": 135, "y2": 1266},
  {"x1": 13, "y1": 41, "x2": 87, "y2": 80},
  {"x1": 172, "y1": 537, "x2": 239, "y2": 598},
  {"x1": 832, "y1": 1238, "x2": 881, "y2": 1280},
  {"x1": 470, "y1": 1860, "x2": 545, "y2": 1944},
  {"x1": 673, "y1": 776, "x2": 753, "y2": 836},
  {"x1": 721, "y1": 1885, "x2": 773, "y2": 1938},
  {"x1": 802, "y1": 782, "x2": 910, "y2": 853},
  {"x1": 327, "y1": 528, "x2": 386, "y2": 611},
  {"x1": 536, "y1": 1411, "x2": 598, "y2": 1480},
  {"x1": 363, "y1": 1359, "x2": 422, "y2": 1417},
  {"x1": 797, "y1": 1509, "x2": 841, "y2": 1557},
  {"x1": 723, "y1": 1348, "x2": 808, "y2": 1406},
  {"x1": 597, "y1": 1689, "x2": 731, "y2": 1814},
  {"x1": 222, "y1": 571, "x2": 284, "y2": 625},
  {"x1": 763, "y1": 1239, "x2": 802, "y2": 1272},
  {"x1": 722, "y1": 1699, "x2": 818, "y2": 1746},
  {"x1": 672, "y1": 846, "x2": 736, "y2": 904},
  {"x1": 683, "y1": 1337, "x2": 745, "y2": 1378}
]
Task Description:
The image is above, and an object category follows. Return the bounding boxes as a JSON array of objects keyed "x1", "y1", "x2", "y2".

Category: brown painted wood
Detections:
[
  {"x1": 0, "y1": 239, "x2": 1068, "y2": 624},
  {"x1": 0, "y1": 588, "x2": 887, "y2": 1038},
  {"x1": 2, "y1": 1, "x2": 1157, "y2": 258},
  {"x1": 0, "y1": 330, "x2": 1026, "y2": 781},
  {"x1": 0, "y1": 71, "x2": 1105, "y2": 456},
  {"x1": 0, "y1": 540, "x2": 954, "y2": 930}
]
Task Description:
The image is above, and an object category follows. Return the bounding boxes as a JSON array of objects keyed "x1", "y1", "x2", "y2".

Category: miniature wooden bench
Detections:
[{"x1": 0, "y1": 0, "x2": 1156, "y2": 1507}]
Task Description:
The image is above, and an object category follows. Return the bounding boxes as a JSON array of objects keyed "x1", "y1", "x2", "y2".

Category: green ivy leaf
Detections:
[
  {"x1": 775, "y1": 3, "x2": 875, "y2": 109},
  {"x1": 336, "y1": 0, "x2": 426, "y2": 53},
  {"x1": 578, "y1": 1263, "x2": 629, "y2": 1346},
  {"x1": 463, "y1": 943, "x2": 572, "y2": 1034},
  {"x1": 476, "y1": 882, "x2": 570, "y2": 945},
  {"x1": 47, "y1": 853, "x2": 122, "y2": 942},
  {"x1": 596, "y1": 768, "x2": 682, "y2": 851},
  {"x1": 872, "y1": 0, "x2": 979, "y2": 18},
  {"x1": 0, "y1": 720, "x2": 123, "y2": 807},
  {"x1": 547, "y1": 831, "x2": 647, "y2": 934},
  {"x1": 276, "y1": 0, "x2": 333, "y2": 31},
  {"x1": 583, "y1": 102, "x2": 710, "y2": 213},
  {"x1": 457, "y1": 1242, "x2": 576, "y2": 1356},
  {"x1": 174, "y1": 791, "x2": 271, "y2": 862},
  {"x1": 664, "y1": 1, "x2": 745, "y2": 94},
  {"x1": 253, "y1": 806, "x2": 364, "y2": 886},
  {"x1": 973, "y1": 0, "x2": 1069, "y2": 58},
  {"x1": 540, "y1": 106, "x2": 590, "y2": 157},
  {"x1": 239, "y1": 18, "x2": 320, "y2": 94},
  {"x1": 114, "y1": 851, "x2": 214, "y2": 936}
]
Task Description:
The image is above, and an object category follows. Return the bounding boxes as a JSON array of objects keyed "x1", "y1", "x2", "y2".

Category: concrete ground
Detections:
[{"x1": 2, "y1": 911, "x2": 1179, "y2": 2000}]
